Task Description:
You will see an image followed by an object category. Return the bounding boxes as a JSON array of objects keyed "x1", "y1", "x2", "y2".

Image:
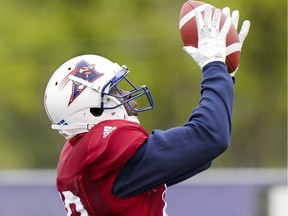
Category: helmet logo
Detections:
[{"x1": 60, "y1": 60, "x2": 103, "y2": 106}]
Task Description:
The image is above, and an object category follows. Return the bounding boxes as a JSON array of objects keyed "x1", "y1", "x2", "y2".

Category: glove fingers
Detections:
[
  {"x1": 222, "y1": 7, "x2": 230, "y2": 18},
  {"x1": 203, "y1": 6, "x2": 212, "y2": 33},
  {"x1": 231, "y1": 10, "x2": 239, "y2": 30},
  {"x1": 239, "y1": 20, "x2": 251, "y2": 45},
  {"x1": 195, "y1": 10, "x2": 204, "y2": 37},
  {"x1": 212, "y1": 9, "x2": 221, "y2": 33},
  {"x1": 220, "y1": 17, "x2": 232, "y2": 36}
]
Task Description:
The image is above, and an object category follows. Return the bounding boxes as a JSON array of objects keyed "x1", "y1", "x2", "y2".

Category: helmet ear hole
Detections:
[{"x1": 90, "y1": 108, "x2": 104, "y2": 117}]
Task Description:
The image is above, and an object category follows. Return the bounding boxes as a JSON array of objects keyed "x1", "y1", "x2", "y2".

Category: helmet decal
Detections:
[{"x1": 59, "y1": 60, "x2": 103, "y2": 106}]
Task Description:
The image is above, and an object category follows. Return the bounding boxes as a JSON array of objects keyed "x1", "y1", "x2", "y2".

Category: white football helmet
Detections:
[{"x1": 44, "y1": 54, "x2": 154, "y2": 139}]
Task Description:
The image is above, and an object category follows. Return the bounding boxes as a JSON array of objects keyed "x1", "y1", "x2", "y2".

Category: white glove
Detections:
[
  {"x1": 183, "y1": 6, "x2": 232, "y2": 69},
  {"x1": 222, "y1": 7, "x2": 251, "y2": 76}
]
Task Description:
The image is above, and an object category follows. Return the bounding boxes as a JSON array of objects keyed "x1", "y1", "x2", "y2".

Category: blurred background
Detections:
[{"x1": 0, "y1": 0, "x2": 286, "y2": 215}]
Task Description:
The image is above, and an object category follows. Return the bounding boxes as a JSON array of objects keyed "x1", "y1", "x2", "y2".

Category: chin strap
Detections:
[
  {"x1": 52, "y1": 123, "x2": 96, "y2": 140},
  {"x1": 51, "y1": 116, "x2": 140, "y2": 140},
  {"x1": 51, "y1": 123, "x2": 95, "y2": 131}
]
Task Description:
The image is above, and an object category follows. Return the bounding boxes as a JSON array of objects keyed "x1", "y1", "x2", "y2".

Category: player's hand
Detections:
[
  {"x1": 183, "y1": 6, "x2": 232, "y2": 70},
  {"x1": 222, "y1": 7, "x2": 251, "y2": 76}
]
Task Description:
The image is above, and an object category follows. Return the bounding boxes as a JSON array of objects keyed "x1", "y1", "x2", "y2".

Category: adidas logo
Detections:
[{"x1": 103, "y1": 126, "x2": 117, "y2": 138}]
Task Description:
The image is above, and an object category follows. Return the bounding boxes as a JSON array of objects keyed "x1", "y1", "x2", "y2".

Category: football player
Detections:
[{"x1": 44, "y1": 6, "x2": 250, "y2": 216}]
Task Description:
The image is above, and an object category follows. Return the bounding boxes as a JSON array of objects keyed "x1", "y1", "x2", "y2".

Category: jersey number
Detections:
[{"x1": 60, "y1": 191, "x2": 88, "y2": 216}]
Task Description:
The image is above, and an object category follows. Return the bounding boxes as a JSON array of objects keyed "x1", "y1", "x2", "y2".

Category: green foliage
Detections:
[{"x1": 0, "y1": 0, "x2": 286, "y2": 168}]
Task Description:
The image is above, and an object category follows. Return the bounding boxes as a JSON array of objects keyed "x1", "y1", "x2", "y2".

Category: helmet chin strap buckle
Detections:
[{"x1": 86, "y1": 124, "x2": 95, "y2": 130}]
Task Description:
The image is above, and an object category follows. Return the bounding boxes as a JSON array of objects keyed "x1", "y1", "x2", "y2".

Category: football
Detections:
[{"x1": 179, "y1": 1, "x2": 240, "y2": 73}]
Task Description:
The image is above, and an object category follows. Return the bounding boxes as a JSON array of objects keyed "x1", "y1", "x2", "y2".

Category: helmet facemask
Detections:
[{"x1": 101, "y1": 66, "x2": 154, "y2": 113}]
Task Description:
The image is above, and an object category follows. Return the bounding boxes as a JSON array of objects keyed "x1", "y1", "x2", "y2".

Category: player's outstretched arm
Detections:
[{"x1": 113, "y1": 7, "x2": 250, "y2": 197}]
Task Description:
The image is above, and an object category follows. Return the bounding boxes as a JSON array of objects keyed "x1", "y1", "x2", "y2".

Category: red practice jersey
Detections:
[{"x1": 56, "y1": 119, "x2": 167, "y2": 216}]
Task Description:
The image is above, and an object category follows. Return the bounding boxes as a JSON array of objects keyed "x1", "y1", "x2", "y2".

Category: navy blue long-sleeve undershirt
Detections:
[{"x1": 113, "y1": 61, "x2": 234, "y2": 197}]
